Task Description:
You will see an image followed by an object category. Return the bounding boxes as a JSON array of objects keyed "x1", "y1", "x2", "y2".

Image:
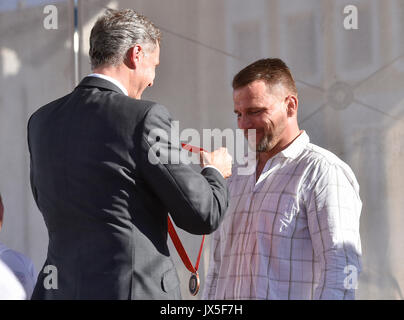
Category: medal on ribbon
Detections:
[
  {"x1": 166, "y1": 143, "x2": 208, "y2": 296},
  {"x1": 167, "y1": 216, "x2": 205, "y2": 296},
  {"x1": 189, "y1": 272, "x2": 200, "y2": 296}
]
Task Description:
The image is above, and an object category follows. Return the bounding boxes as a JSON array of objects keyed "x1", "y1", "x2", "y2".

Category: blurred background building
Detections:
[{"x1": 0, "y1": 0, "x2": 403, "y2": 299}]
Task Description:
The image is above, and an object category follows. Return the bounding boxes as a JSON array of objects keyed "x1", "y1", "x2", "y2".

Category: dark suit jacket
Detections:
[{"x1": 28, "y1": 76, "x2": 229, "y2": 299}]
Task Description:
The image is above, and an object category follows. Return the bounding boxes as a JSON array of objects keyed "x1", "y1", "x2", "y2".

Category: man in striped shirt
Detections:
[{"x1": 203, "y1": 58, "x2": 362, "y2": 300}]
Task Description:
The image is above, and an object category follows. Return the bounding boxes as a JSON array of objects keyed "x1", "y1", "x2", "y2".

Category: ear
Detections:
[
  {"x1": 285, "y1": 95, "x2": 298, "y2": 117},
  {"x1": 125, "y1": 44, "x2": 143, "y2": 70}
]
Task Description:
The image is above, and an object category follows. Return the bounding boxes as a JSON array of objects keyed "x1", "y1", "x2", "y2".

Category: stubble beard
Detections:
[
  {"x1": 256, "y1": 131, "x2": 274, "y2": 153},
  {"x1": 245, "y1": 130, "x2": 275, "y2": 153},
  {"x1": 255, "y1": 123, "x2": 280, "y2": 153}
]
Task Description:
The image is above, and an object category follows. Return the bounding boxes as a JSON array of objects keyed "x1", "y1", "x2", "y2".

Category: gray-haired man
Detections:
[{"x1": 28, "y1": 9, "x2": 231, "y2": 299}]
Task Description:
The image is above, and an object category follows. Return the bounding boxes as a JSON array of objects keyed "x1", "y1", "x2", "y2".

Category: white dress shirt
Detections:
[
  {"x1": 0, "y1": 242, "x2": 37, "y2": 299},
  {"x1": 88, "y1": 73, "x2": 129, "y2": 96},
  {"x1": 0, "y1": 260, "x2": 26, "y2": 300},
  {"x1": 203, "y1": 131, "x2": 362, "y2": 300}
]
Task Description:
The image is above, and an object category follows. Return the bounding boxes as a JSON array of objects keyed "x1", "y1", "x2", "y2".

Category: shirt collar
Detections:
[
  {"x1": 276, "y1": 130, "x2": 310, "y2": 159},
  {"x1": 237, "y1": 131, "x2": 310, "y2": 170},
  {"x1": 87, "y1": 73, "x2": 129, "y2": 96}
]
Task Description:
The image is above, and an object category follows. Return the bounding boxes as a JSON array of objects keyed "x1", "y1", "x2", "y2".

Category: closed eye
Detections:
[{"x1": 249, "y1": 110, "x2": 263, "y2": 115}]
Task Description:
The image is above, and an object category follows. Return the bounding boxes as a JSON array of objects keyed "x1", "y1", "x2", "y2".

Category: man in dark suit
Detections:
[{"x1": 28, "y1": 8, "x2": 231, "y2": 299}]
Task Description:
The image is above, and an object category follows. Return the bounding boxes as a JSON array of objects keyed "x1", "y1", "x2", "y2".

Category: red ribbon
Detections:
[
  {"x1": 167, "y1": 216, "x2": 205, "y2": 274},
  {"x1": 167, "y1": 143, "x2": 207, "y2": 274},
  {"x1": 181, "y1": 143, "x2": 207, "y2": 153}
]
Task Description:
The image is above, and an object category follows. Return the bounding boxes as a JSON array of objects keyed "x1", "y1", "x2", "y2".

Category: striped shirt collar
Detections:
[{"x1": 276, "y1": 130, "x2": 310, "y2": 159}]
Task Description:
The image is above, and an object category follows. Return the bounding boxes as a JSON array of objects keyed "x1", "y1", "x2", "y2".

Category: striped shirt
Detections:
[{"x1": 203, "y1": 131, "x2": 362, "y2": 300}]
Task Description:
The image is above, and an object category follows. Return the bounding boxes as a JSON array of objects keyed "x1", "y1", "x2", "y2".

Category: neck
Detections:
[
  {"x1": 92, "y1": 65, "x2": 138, "y2": 98},
  {"x1": 257, "y1": 128, "x2": 302, "y2": 166}
]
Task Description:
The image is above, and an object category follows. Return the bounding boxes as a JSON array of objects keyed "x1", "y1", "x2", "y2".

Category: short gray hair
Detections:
[{"x1": 89, "y1": 9, "x2": 161, "y2": 69}]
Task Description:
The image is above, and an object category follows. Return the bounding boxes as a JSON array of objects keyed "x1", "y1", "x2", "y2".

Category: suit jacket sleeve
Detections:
[{"x1": 137, "y1": 103, "x2": 229, "y2": 235}]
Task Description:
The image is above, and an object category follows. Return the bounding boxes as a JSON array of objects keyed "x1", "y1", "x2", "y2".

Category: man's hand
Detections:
[{"x1": 200, "y1": 147, "x2": 232, "y2": 179}]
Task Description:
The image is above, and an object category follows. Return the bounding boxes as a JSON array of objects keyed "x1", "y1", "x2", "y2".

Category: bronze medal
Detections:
[
  {"x1": 189, "y1": 272, "x2": 200, "y2": 296},
  {"x1": 167, "y1": 215, "x2": 205, "y2": 297}
]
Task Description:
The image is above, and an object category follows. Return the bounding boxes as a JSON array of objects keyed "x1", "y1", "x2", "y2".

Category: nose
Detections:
[{"x1": 148, "y1": 81, "x2": 154, "y2": 87}]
